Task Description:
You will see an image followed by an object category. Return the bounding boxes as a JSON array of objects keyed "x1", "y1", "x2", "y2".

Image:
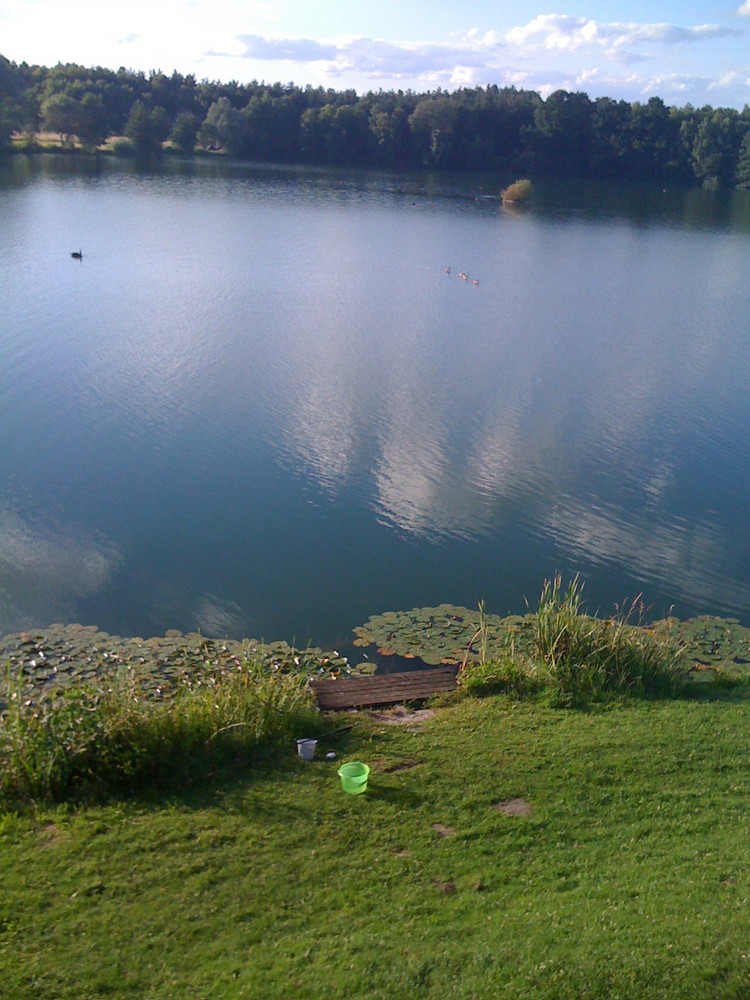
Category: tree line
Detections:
[{"x1": 2, "y1": 53, "x2": 750, "y2": 187}]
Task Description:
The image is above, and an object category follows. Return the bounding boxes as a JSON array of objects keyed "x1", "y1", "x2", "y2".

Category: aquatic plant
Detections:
[
  {"x1": 0, "y1": 650, "x2": 320, "y2": 803},
  {"x1": 0, "y1": 624, "x2": 350, "y2": 714},
  {"x1": 353, "y1": 604, "x2": 535, "y2": 666},
  {"x1": 500, "y1": 178, "x2": 532, "y2": 203},
  {"x1": 352, "y1": 598, "x2": 750, "y2": 685}
]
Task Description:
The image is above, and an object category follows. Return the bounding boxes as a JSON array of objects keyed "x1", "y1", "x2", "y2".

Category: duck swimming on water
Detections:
[{"x1": 71, "y1": 249, "x2": 83, "y2": 259}]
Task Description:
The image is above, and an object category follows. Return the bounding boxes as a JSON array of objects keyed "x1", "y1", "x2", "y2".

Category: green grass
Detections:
[
  {"x1": 531, "y1": 574, "x2": 683, "y2": 702},
  {"x1": 1, "y1": 657, "x2": 320, "y2": 803},
  {"x1": 2, "y1": 690, "x2": 750, "y2": 999},
  {"x1": 457, "y1": 576, "x2": 684, "y2": 705}
]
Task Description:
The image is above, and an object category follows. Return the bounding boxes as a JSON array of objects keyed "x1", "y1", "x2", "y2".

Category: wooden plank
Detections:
[{"x1": 310, "y1": 667, "x2": 457, "y2": 710}]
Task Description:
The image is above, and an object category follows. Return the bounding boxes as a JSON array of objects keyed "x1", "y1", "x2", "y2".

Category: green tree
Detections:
[
  {"x1": 149, "y1": 70, "x2": 199, "y2": 119},
  {"x1": 299, "y1": 104, "x2": 335, "y2": 162},
  {"x1": 691, "y1": 108, "x2": 747, "y2": 187},
  {"x1": 242, "y1": 94, "x2": 301, "y2": 161},
  {"x1": 0, "y1": 97, "x2": 23, "y2": 149},
  {"x1": 369, "y1": 106, "x2": 411, "y2": 166},
  {"x1": 198, "y1": 96, "x2": 248, "y2": 154},
  {"x1": 443, "y1": 86, "x2": 538, "y2": 171},
  {"x1": 528, "y1": 90, "x2": 593, "y2": 175},
  {"x1": 627, "y1": 97, "x2": 681, "y2": 179},
  {"x1": 169, "y1": 112, "x2": 199, "y2": 152},
  {"x1": 124, "y1": 99, "x2": 169, "y2": 153},
  {"x1": 40, "y1": 92, "x2": 79, "y2": 144},
  {"x1": 590, "y1": 97, "x2": 631, "y2": 176},
  {"x1": 735, "y1": 130, "x2": 750, "y2": 187},
  {"x1": 327, "y1": 103, "x2": 373, "y2": 164},
  {"x1": 77, "y1": 93, "x2": 108, "y2": 149},
  {"x1": 408, "y1": 95, "x2": 458, "y2": 167}
]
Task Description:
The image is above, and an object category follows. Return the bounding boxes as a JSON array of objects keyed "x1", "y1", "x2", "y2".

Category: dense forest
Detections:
[{"x1": 2, "y1": 53, "x2": 750, "y2": 187}]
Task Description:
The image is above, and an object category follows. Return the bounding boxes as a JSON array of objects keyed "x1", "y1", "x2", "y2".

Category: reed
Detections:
[
  {"x1": 532, "y1": 575, "x2": 684, "y2": 703},
  {"x1": 458, "y1": 576, "x2": 684, "y2": 704}
]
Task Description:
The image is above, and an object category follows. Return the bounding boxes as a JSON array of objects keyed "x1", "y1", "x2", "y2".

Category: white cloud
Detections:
[
  {"x1": 505, "y1": 14, "x2": 739, "y2": 55},
  {"x1": 219, "y1": 16, "x2": 742, "y2": 94},
  {"x1": 194, "y1": 13, "x2": 750, "y2": 107},
  {"x1": 709, "y1": 72, "x2": 738, "y2": 89},
  {"x1": 229, "y1": 32, "x2": 503, "y2": 79},
  {"x1": 233, "y1": 34, "x2": 339, "y2": 62},
  {"x1": 629, "y1": 71, "x2": 702, "y2": 96},
  {"x1": 738, "y1": 1, "x2": 750, "y2": 15}
]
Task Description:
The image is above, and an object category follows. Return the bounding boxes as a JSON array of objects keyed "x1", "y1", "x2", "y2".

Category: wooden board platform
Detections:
[{"x1": 310, "y1": 667, "x2": 457, "y2": 710}]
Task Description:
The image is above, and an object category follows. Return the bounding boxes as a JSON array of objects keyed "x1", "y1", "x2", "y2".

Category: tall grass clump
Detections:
[
  {"x1": 0, "y1": 654, "x2": 319, "y2": 804},
  {"x1": 458, "y1": 578, "x2": 685, "y2": 705},
  {"x1": 500, "y1": 178, "x2": 532, "y2": 203},
  {"x1": 533, "y1": 575, "x2": 684, "y2": 704}
]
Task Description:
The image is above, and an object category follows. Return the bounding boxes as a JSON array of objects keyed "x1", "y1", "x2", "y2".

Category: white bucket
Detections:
[{"x1": 296, "y1": 738, "x2": 317, "y2": 761}]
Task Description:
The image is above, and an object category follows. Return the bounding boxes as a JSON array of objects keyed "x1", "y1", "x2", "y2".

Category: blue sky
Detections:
[{"x1": 2, "y1": 0, "x2": 750, "y2": 107}]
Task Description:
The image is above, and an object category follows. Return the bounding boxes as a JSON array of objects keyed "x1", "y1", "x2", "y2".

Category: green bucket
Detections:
[{"x1": 337, "y1": 761, "x2": 370, "y2": 795}]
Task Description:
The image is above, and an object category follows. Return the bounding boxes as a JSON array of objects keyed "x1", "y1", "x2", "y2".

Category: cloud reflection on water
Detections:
[
  {"x1": 5, "y1": 162, "x2": 750, "y2": 637},
  {"x1": 274, "y1": 205, "x2": 750, "y2": 614},
  {"x1": 0, "y1": 509, "x2": 119, "y2": 634}
]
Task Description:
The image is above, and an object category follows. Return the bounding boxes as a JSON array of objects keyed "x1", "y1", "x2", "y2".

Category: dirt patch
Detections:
[
  {"x1": 37, "y1": 823, "x2": 69, "y2": 848},
  {"x1": 432, "y1": 823, "x2": 456, "y2": 838},
  {"x1": 376, "y1": 759, "x2": 419, "y2": 773},
  {"x1": 369, "y1": 707, "x2": 436, "y2": 729},
  {"x1": 494, "y1": 798, "x2": 533, "y2": 817}
]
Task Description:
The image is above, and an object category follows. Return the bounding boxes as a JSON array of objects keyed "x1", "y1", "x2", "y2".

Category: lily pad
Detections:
[
  {"x1": 0, "y1": 623, "x2": 353, "y2": 712},
  {"x1": 352, "y1": 606, "x2": 750, "y2": 680}
]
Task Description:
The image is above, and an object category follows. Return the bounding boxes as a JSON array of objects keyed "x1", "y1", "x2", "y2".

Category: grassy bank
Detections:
[
  {"x1": 2, "y1": 579, "x2": 750, "y2": 996},
  {"x1": 2, "y1": 690, "x2": 750, "y2": 999},
  {"x1": 0, "y1": 577, "x2": 687, "y2": 804}
]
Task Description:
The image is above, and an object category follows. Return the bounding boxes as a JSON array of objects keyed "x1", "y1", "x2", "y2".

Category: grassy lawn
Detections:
[{"x1": 2, "y1": 689, "x2": 750, "y2": 999}]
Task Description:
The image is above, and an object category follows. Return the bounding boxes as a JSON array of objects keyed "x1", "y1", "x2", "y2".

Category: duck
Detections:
[{"x1": 70, "y1": 249, "x2": 83, "y2": 260}]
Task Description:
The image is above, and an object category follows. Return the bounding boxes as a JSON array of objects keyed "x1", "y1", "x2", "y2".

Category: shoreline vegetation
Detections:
[
  {"x1": 3, "y1": 581, "x2": 750, "y2": 997},
  {"x1": 3, "y1": 53, "x2": 750, "y2": 189},
  {"x1": 500, "y1": 178, "x2": 533, "y2": 203},
  {"x1": 3, "y1": 577, "x2": 750, "y2": 806}
]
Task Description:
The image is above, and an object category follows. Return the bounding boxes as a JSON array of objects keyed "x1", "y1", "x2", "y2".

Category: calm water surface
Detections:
[{"x1": 2, "y1": 154, "x2": 750, "y2": 650}]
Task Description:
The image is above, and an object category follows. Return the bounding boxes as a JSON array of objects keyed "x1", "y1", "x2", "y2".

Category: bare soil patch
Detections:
[
  {"x1": 432, "y1": 823, "x2": 456, "y2": 838},
  {"x1": 369, "y1": 706, "x2": 436, "y2": 729},
  {"x1": 494, "y1": 798, "x2": 533, "y2": 817}
]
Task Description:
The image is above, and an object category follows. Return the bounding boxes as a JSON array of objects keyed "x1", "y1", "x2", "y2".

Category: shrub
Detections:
[
  {"x1": 111, "y1": 138, "x2": 135, "y2": 158},
  {"x1": 501, "y1": 178, "x2": 532, "y2": 203}
]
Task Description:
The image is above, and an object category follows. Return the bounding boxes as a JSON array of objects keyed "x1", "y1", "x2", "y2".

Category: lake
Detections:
[{"x1": 2, "y1": 154, "x2": 750, "y2": 653}]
